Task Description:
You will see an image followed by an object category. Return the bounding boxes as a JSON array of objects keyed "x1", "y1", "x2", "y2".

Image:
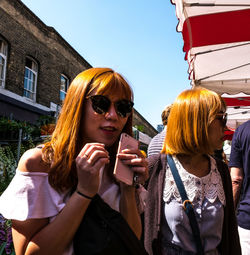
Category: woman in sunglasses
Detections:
[
  {"x1": 0, "y1": 68, "x2": 148, "y2": 255},
  {"x1": 144, "y1": 88, "x2": 241, "y2": 255}
]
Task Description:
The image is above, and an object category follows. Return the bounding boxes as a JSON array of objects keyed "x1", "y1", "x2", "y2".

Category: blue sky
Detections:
[{"x1": 21, "y1": 0, "x2": 190, "y2": 129}]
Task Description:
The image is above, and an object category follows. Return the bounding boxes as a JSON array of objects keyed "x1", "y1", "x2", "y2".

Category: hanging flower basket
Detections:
[{"x1": 40, "y1": 123, "x2": 56, "y2": 135}]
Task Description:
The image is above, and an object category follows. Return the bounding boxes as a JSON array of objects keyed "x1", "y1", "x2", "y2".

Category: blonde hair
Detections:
[
  {"x1": 162, "y1": 87, "x2": 226, "y2": 155},
  {"x1": 161, "y1": 104, "x2": 172, "y2": 126},
  {"x1": 43, "y1": 67, "x2": 133, "y2": 191}
]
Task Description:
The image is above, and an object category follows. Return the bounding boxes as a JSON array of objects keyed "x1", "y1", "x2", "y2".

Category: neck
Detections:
[
  {"x1": 177, "y1": 153, "x2": 203, "y2": 164},
  {"x1": 176, "y1": 154, "x2": 210, "y2": 178}
]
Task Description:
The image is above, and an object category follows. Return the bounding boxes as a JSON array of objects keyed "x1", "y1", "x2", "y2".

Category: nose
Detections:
[{"x1": 104, "y1": 103, "x2": 119, "y2": 120}]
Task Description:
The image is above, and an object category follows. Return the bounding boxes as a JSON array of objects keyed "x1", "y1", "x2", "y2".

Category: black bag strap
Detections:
[{"x1": 166, "y1": 154, "x2": 204, "y2": 255}]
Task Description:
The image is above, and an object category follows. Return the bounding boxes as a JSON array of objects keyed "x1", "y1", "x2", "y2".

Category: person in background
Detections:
[
  {"x1": 147, "y1": 104, "x2": 172, "y2": 158},
  {"x1": 229, "y1": 119, "x2": 250, "y2": 255},
  {"x1": 223, "y1": 140, "x2": 231, "y2": 162},
  {"x1": 0, "y1": 67, "x2": 148, "y2": 255},
  {"x1": 144, "y1": 88, "x2": 241, "y2": 255}
]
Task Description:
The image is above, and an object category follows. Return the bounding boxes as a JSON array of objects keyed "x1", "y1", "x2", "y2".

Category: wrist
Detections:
[
  {"x1": 120, "y1": 183, "x2": 136, "y2": 193},
  {"x1": 75, "y1": 190, "x2": 95, "y2": 200}
]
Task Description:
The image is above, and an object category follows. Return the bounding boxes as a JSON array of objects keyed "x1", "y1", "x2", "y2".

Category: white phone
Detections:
[{"x1": 113, "y1": 133, "x2": 139, "y2": 185}]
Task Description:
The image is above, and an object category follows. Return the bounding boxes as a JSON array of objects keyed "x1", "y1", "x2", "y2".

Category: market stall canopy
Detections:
[
  {"x1": 171, "y1": 0, "x2": 250, "y2": 94},
  {"x1": 224, "y1": 128, "x2": 234, "y2": 140},
  {"x1": 222, "y1": 92, "x2": 250, "y2": 128},
  {"x1": 222, "y1": 93, "x2": 250, "y2": 106}
]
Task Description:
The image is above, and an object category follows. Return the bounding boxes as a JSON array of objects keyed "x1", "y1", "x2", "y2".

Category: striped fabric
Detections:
[{"x1": 147, "y1": 129, "x2": 166, "y2": 158}]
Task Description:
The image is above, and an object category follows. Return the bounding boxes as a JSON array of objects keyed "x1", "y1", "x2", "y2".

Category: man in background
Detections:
[
  {"x1": 147, "y1": 105, "x2": 171, "y2": 158},
  {"x1": 229, "y1": 119, "x2": 250, "y2": 255}
]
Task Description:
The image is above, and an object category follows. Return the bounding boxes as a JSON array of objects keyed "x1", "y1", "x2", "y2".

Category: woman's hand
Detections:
[
  {"x1": 116, "y1": 148, "x2": 149, "y2": 186},
  {"x1": 117, "y1": 149, "x2": 148, "y2": 239},
  {"x1": 75, "y1": 143, "x2": 110, "y2": 197}
]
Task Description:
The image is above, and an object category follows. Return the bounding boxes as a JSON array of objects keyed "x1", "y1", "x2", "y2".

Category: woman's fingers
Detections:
[
  {"x1": 78, "y1": 143, "x2": 106, "y2": 158},
  {"x1": 116, "y1": 148, "x2": 149, "y2": 185},
  {"x1": 87, "y1": 149, "x2": 110, "y2": 165},
  {"x1": 76, "y1": 150, "x2": 109, "y2": 169},
  {"x1": 132, "y1": 161, "x2": 149, "y2": 183},
  {"x1": 76, "y1": 143, "x2": 110, "y2": 196},
  {"x1": 117, "y1": 153, "x2": 148, "y2": 168},
  {"x1": 77, "y1": 143, "x2": 109, "y2": 164}
]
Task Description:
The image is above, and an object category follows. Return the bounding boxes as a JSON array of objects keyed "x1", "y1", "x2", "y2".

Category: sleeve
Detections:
[
  {"x1": 147, "y1": 131, "x2": 165, "y2": 158},
  {"x1": 148, "y1": 154, "x2": 161, "y2": 177},
  {"x1": 229, "y1": 128, "x2": 243, "y2": 168},
  {"x1": 147, "y1": 136, "x2": 157, "y2": 158},
  {"x1": 0, "y1": 170, "x2": 68, "y2": 221}
]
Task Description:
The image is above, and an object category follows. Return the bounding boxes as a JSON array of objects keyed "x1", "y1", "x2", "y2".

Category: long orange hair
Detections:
[
  {"x1": 42, "y1": 67, "x2": 134, "y2": 192},
  {"x1": 162, "y1": 87, "x2": 226, "y2": 156}
]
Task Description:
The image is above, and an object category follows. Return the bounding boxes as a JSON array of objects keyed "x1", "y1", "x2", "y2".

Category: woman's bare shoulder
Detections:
[{"x1": 18, "y1": 146, "x2": 50, "y2": 173}]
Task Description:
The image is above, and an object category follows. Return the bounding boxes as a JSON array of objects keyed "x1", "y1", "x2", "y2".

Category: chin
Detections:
[{"x1": 102, "y1": 139, "x2": 117, "y2": 148}]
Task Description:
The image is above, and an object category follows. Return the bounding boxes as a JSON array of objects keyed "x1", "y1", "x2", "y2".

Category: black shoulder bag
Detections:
[
  {"x1": 73, "y1": 194, "x2": 148, "y2": 255},
  {"x1": 167, "y1": 154, "x2": 204, "y2": 255}
]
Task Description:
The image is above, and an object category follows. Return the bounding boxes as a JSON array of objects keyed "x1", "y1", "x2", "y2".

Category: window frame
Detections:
[
  {"x1": 60, "y1": 74, "x2": 69, "y2": 102},
  {"x1": 0, "y1": 39, "x2": 8, "y2": 88},
  {"x1": 23, "y1": 57, "x2": 38, "y2": 102}
]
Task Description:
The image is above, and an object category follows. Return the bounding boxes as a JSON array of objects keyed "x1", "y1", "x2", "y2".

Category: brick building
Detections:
[
  {"x1": 0, "y1": 0, "x2": 91, "y2": 123},
  {"x1": 0, "y1": 0, "x2": 157, "y2": 146}
]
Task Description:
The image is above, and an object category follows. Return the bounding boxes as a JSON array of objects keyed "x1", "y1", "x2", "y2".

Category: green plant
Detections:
[
  {"x1": 36, "y1": 115, "x2": 56, "y2": 127},
  {"x1": 0, "y1": 118, "x2": 10, "y2": 133},
  {"x1": 134, "y1": 125, "x2": 144, "y2": 132},
  {"x1": 0, "y1": 139, "x2": 36, "y2": 195},
  {"x1": 0, "y1": 115, "x2": 56, "y2": 142},
  {"x1": 0, "y1": 214, "x2": 15, "y2": 255},
  {"x1": 0, "y1": 146, "x2": 17, "y2": 195},
  {"x1": 0, "y1": 146, "x2": 16, "y2": 254},
  {"x1": 0, "y1": 116, "x2": 45, "y2": 255}
]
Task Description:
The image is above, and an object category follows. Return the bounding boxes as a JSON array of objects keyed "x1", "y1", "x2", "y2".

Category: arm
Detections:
[
  {"x1": 12, "y1": 143, "x2": 109, "y2": 255},
  {"x1": 119, "y1": 184, "x2": 141, "y2": 239},
  {"x1": 117, "y1": 149, "x2": 148, "y2": 239},
  {"x1": 230, "y1": 167, "x2": 243, "y2": 209},
  {"x1": 12, "y1": 192, "x2": 91, "y2": 255}
]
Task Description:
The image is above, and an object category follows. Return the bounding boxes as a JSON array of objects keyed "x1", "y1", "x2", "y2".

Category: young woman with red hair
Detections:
[
  {"x1": 0, "y1": 68, "x2": 148, "y2": 255},
  {"x1": 144, "y1": 88, "x2": 241, "y2": 255}
]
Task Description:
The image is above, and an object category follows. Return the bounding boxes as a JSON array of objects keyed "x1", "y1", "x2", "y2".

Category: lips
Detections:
[{"x1": 101, "y1": 126, "x2": 117, "y2": 132}]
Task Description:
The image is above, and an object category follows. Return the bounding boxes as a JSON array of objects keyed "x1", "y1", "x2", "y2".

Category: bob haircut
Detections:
[
  {"x1": 43, "y1": 67, "x2": 134, "y2": 192},
  {"x1": 162, "y1": 87, "x2": 226, "y2": 156}
]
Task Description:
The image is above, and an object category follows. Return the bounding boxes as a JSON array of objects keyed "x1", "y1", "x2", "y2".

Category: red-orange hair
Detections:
[
  {"x1": 162, "y1": 87, "x2": 226, "y2": 156},
  {"x1": 42, "y1": 67, "x2": 134, "y2": 192}
]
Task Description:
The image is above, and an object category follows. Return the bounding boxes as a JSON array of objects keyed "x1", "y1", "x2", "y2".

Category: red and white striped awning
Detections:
[
  {"x1": 171, "y1": 0, "x2": 250, "y2": 94},
  {"x1": 222, "y1": 92, "x2": 250, "y2": 128}
]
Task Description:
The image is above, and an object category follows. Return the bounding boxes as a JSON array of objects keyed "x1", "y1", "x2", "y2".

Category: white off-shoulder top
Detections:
[
  {"x1": 0, "y1": 168, "x2": 121, "y2": 255},
  {"x1": 0, "y1": 170, "x2": 70, "y2": 221}
]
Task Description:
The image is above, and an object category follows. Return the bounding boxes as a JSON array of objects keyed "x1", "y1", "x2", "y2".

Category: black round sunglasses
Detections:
[{"x1": 87, "y1": 95, "x2": 134, "y2": 118}]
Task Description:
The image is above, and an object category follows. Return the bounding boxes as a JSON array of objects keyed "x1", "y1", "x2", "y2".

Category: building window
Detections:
[
  {"x1": 23, "y1": 57, "x2": 38, "y2": 101},
  {"x1": 0, "y1": 39, "x2": 8, "y2": 88},
  {"x1": 60, "y1": 74, "x2": 69, "y2": 101}
]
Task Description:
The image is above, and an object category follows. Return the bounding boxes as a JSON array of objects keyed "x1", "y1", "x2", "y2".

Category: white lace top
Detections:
[
  {"x1": 161, "y1": 155, "x2": 226, "y2": 255},
  {"x1": 163, "y1": 155, "x2": 225, "y2": 206}
]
